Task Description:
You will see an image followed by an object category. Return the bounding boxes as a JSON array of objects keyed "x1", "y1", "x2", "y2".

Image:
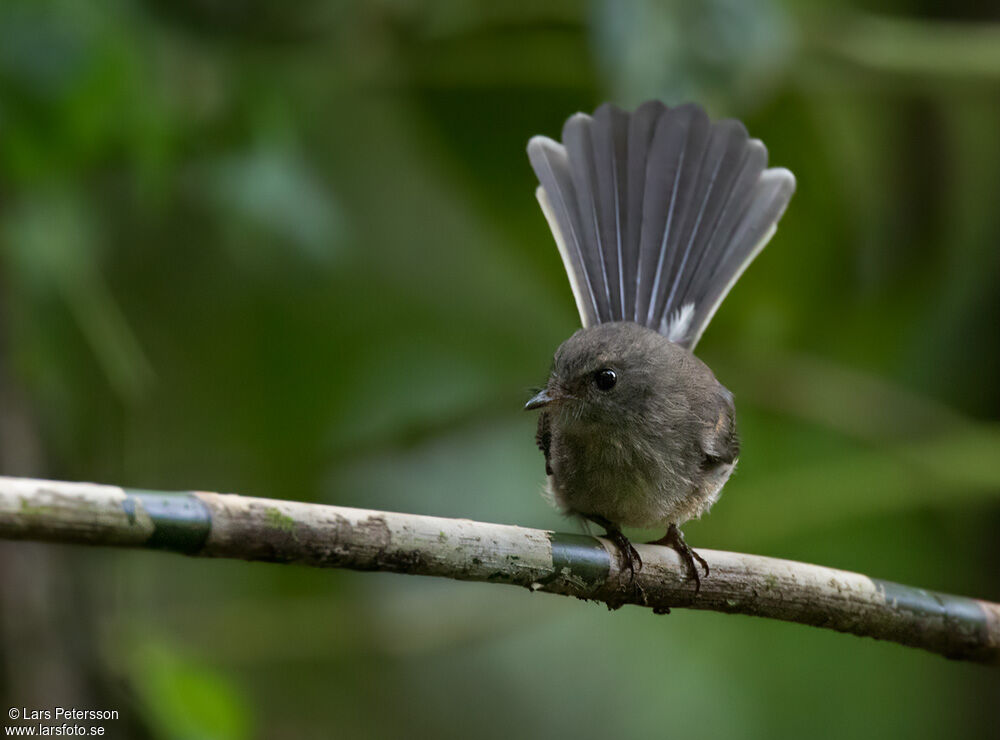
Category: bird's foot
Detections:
[
  {"x1": 648, "y1": 524, "x2": 709, "y2": 594},
  {"x1": 585, "y1": 515, "x2": 642, "y2": 581},
  {"x1": 606, "y1": 528, "x2": 642, "y2": 582}
]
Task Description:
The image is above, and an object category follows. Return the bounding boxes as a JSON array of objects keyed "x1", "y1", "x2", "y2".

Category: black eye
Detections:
[{"x1": 593, "y1": 368, "x2": 617, "y2": 391}]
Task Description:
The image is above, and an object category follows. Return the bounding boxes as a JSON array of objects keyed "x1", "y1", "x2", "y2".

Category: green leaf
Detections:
[{"x1": 131, "y1": 641, "x2": 253, "y2": 740}]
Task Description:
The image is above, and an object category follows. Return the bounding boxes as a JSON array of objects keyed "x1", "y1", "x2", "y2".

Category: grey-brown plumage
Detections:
[{"x1": 525, "y1": 101, "x2": 794, "y2": 587}]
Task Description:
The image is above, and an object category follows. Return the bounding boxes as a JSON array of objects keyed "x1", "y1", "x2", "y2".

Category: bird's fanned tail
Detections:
[{"x1": 527, "y1": 101, "x2": 795, "y2": 350}]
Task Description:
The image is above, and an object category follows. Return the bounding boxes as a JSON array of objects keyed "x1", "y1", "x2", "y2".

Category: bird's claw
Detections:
[
  {"x1": 648, "y1": 524, "x2": 709, "y2": 594},
  {"x1": 606, "y1": 528, "x2": 642, "y2": 581},
  {"x1": 584, "y1": 514, "x2": 642, "y2": 583}
]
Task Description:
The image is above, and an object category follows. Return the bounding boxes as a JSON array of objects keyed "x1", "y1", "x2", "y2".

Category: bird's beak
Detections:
[{"x1": 524, "y1": 388, "x2": 554, "y2": 410}]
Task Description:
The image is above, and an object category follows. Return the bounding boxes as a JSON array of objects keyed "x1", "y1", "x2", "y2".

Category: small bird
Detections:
[{"x1": 524, "y1": 101, "x2": 795, "y2": 589}]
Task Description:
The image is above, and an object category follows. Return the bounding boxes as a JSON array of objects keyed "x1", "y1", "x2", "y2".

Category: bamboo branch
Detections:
[{"x1": 0, "y1": 475, "x2": 997, "y2": 665}]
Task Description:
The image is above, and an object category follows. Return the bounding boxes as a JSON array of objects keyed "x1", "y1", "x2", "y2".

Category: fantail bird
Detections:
[{"x1": 524, "y1": 101, "x2": 795, "y2": 590}]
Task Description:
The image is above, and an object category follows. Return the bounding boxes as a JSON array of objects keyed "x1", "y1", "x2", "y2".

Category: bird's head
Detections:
[{"x1": 525, "y1": 322, "x2": 674, "y2": 429}]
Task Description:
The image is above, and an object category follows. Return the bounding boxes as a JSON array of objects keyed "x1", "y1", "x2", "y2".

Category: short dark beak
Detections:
[{"x1": 524, "y1": 388, "x2": 554, "y2": 410}]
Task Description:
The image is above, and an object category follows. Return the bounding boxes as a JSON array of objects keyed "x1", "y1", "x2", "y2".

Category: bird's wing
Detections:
[{"x1": 535, "y1": 411, "x2": 553, "y2": 476}]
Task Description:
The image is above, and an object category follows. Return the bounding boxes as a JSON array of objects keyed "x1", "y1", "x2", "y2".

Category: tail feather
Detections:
[
  {"x1": 589, "y1": 104, "x2": 629, "y2": 320},
  {"x1": 637, "y1": 103, "x2": 710, "y2": 327},
  {"x1": 527, "y1": 136, "x2": 601, "y2": 326},
  {"x1": 663, "y1": 118, "x2": 749, "y2": 318},
  {"x1": 686, "y1": 168, "x2": 794, "y2": 347},
  {"x1": 623, "y1": 100, "x2": 665, "y2": 322},
  {"x1": 527, "y1": 101, "x2": 795, "y2": 350},
  {"x1": 675, "y1": 138, "x2": 766, "y2": 313},
  {"x1": 562, "y1": 114, "x2": 613, "y2": 321}
]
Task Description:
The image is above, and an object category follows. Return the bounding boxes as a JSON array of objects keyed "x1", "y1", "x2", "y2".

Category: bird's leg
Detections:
[
  {"x1": 648, "y1": 524, "x2": 709, "y2": 593},
  {"x1": 585, "y1": 514, "x2": 642, "y2": 580}
]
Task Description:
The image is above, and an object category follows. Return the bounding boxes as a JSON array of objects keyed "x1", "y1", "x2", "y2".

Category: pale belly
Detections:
[{"x1": 547, "y1": 457, "x2": 734, "y2": 529}]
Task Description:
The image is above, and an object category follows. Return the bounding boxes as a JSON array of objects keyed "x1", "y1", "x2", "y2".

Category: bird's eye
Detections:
[{"x1": 593, "y1": 368, "x2": 617, "y2": 391}]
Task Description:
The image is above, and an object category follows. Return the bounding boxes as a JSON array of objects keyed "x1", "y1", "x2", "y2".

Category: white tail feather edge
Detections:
[{"x1": 537, "y1": 186, "x2": 596, "y2": 328}]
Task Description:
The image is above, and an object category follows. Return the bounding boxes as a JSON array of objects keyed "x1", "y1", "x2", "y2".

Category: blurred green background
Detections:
[{"x1": 1, "y1": 0, "x2": 999, "y2": 737}]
